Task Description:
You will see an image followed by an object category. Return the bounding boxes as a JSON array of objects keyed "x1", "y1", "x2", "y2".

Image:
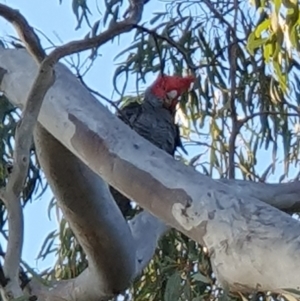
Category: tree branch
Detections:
[
  {"x1": 129, "y1": 211, "x2": 169, "y2": 275},
  {"x1": 0, "y1": 4, "x2": 45, "y2": 63},
  {"x1": 218, "y1": 179, "x2": 300, "y2": 213},
  {"x1": 239, "y1": 111, "x2": 300, "y2": 125},
  {"x1": 40, "y1": 0, "x2": 143, "y2": 65},
  {"x1": 227, "y1": 0, "x2": 239, "y2": 179},
  {"x1": 33, "y1": 123, "x2": 137, "y2": 295},
  {"x1": 29, "y1": 125, "x2": 168, "y2": 301},
  {"x1": 201, "y1": 0, "x2": 235, "y2": 34},
  {"x1": 133, "y1": 24, "x2": 198, "y2": 72},
  {"x1": 2, "y1": 48, "x2": 300, "y2": 293},
  {"x1": 0, "y1": 0, "x2": 146, "y2": 300},
  {"x1": 0, "y1": 8, "x2": 50, "y2": 300},
  {"x1": 0, "y1": 5, "x2": 47, "y2": 300}
]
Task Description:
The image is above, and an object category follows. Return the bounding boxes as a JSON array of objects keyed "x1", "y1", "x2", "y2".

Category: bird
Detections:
[{"x1": 111, "y1": 74, "x2": 195, "y2": 217}]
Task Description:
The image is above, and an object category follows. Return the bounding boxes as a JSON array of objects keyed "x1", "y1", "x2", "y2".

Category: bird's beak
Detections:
[
  {"x1": 188, "y1": 81, "x2": 194, "y2": 92},
  {"x1": 163, "y1": 90, "x2": 178, "y2": 112}
]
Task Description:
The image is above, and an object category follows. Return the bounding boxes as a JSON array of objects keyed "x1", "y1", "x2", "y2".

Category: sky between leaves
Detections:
[{"x1": 0, "y1": 0, "x2": 296, "y2": 272}]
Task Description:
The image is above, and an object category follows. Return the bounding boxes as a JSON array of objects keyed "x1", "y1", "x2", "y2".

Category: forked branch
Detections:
[{"x1": 0, "y1": 1, "x2": 146, "y2": 300}]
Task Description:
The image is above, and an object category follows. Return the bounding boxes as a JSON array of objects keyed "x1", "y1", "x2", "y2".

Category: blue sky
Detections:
[{"x1": 0, "y1": 0, "x2": 298, "y2": 273}]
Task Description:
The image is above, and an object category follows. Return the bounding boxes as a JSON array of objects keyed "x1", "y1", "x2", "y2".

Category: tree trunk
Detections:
[{"x1": 1, "y1": 48, "x2": 300, "y2": 293}]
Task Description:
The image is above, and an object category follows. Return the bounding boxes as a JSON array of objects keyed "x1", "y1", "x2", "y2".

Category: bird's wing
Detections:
[
  {"x1": 117, "y1": 101, "x2": 142, "y2": 126},
  {"x1": 118, "y1": 101, "x2": 187, "y2": 156}
]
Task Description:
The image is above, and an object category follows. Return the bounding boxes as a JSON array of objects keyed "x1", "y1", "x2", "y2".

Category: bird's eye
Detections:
[{"x1": 166, "y1": 90, "x2": 178, "y2": 99}]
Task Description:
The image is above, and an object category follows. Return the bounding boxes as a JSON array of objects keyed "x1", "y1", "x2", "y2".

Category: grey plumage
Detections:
[{"x1": 109, "y1": 76, "x2": 193, "y2": 217}]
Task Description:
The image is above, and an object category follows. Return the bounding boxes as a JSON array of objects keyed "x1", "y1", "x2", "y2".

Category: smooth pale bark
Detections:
[
  {"x1": 218, "y1": 179, "x2": 300, "y2": 213},
  {"x1": 34, "y1": 124, "x2": 136, "y2": 295},
  {"x1": 32, "y1": 124, "x2": 169, "y2": 301},
  {"x1": 1, "y1": 48, "x2": 300, "y2": 293}
]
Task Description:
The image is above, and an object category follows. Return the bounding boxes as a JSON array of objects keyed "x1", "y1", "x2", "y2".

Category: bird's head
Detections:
[{"x1": 144, "y1": 75, "x2": 195, "y2": 113}]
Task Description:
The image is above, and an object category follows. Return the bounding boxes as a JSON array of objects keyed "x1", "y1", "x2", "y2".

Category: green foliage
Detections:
[
  {"x1": 0, "y1": 94, "x2": 44, "y2": 256},
  {"x1": 72, "y1": 0, "x2": 92, "y2": 30},
  {"x1": 131, "y1": 230, "x2": 214, "y2": 301},
  {"x1": 0, "y1": 94, "x2": 44, "y2": 200},
  {"x1": 247, "y1": 0, "x2": 300, "y2": 91}
]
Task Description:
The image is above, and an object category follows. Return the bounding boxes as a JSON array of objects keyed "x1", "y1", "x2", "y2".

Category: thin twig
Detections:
[
  {"x1": 77, "y1": 73, "x2": 143, "y2": 128},
  {"x1": 201, "y1": 0, "x2": 236, "y2": 34},
  {"x1": 239, "y1": 111, "x2": 300, "y2": 126},
  {"x1": 133, "y1": 25, "x2": 165, "y2": 75},
  {"x1": 133, "y1": 24, "x2": 198, "y2": 71},
  {"x1": 227, "y1": 0, "x2": 239, "y2": 179},
  {"x1": 133, "y1": 24, "x2": 244, "y2": 73},
  {"x1": 77, "y1": 73, "x2": 122, "y2": 112}
]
